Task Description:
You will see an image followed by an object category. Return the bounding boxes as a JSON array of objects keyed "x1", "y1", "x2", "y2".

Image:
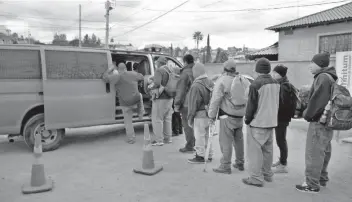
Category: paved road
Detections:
[{"x1": 0, "y1": 120, "x2": 351, "y2": 202}]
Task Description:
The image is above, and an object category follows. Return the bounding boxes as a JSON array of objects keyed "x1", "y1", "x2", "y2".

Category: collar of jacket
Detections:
[
  {"x1": 277, "y1": 76, "x2": 288, "y2": 84},
  {"x1": 181, "y1": 63, "x2": 194, "y2": 72},
  {"x1": 257, "y1": 74, "x2": 272, "y2": 79},
  {"x1": 194, "y1": 74, "x2": 208, "y2": 82}
]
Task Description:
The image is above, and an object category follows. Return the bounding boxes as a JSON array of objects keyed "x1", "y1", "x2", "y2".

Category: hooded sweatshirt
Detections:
[
  {"x1": 187, "y1": 63, "x2": 214, "y2": 121},
  {"x1": 304, "y1": 67, "x2": 337, "y2": 122},
  {"x1": 276, "y1": 76, "x2": 297, "y2": 124}
]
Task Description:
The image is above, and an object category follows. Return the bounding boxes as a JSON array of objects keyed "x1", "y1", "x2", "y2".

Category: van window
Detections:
[
  {"x1": 0, "y1": 49, "x2": 41, "y2": 79},
  {"x1": 111, "y1": 54, "x2": 150, "y2": 76},
  {"x1": 45, "y1": 50, "x2": 108, "y2": 79}
]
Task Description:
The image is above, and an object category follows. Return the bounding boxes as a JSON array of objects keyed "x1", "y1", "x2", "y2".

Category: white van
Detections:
[{"x1": 0, "y1": 45, "x2": 183, "y2": 152}]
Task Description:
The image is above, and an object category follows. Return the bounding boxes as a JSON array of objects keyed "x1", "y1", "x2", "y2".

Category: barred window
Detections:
[
  {"x1": 0, "y1": 49, "x2": 42, "y2": 79},
  {"x1": 319, "y1": 33, "x2": 352, "y2": 54},
  {"x1": 45, "y1": 50, "x2": 108, "y2": 79}
]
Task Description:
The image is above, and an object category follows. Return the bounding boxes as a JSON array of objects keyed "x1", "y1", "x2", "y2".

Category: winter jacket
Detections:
[
  {"x1": 277, "y1": 76, "x2": 297, "y2": 124},
  {"x1": 187, "y1": 75, "x2": 214, "y2": 122},
  {"x1": 303, "y1": 67, "x2": 337, "y2": 122},
  {"x1": 151, "y1": 66, "x2": 172, "y2": 100},
  {"x1": 245, "y1": 74, "x2": 280, "y2": 128},
  {"x1": 103, "y1": 70, "x2": 144, "y2": 107},
  {"x1": 174, "y1": 63, "x2": 194, "y2": 111},
  {"x1": 208, "y1": 73, "x2": 250, "y2": 119}
]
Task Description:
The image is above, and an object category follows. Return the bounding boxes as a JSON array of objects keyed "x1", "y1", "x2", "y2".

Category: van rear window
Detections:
[
  {"x1": 45, "y1": 50, "x2": 108, "y2": 79},
  {"x1": 0, "y1": 49, "x2": 42, "y2": 79}
]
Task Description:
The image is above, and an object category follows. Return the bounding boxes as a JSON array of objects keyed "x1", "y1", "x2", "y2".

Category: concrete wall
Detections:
[
  {"x1": 204, "y1": 59, "x2": 336, "y2": 88},
  {"x1": 278, "y1": 21, "x2": 352, "y2": 61}
]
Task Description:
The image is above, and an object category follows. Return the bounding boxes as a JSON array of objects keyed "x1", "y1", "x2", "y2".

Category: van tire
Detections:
[{"x1": 23, "y1": 113, "x2": 65, "y2": 152}]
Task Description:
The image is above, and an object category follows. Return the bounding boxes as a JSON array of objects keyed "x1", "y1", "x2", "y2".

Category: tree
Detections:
[
  {"x1": 170, "y1": 43, "x2": 173, "y2": 57},
  {"x1": 69, "y1": 38, "x2": 80, "y2": 47},
  {"x1": 174, "y1": 47, "x2": 181, "y2": 57},
  {"x1": 206, "y1": 34, "x2": 212, "y2": 63},
  {"x1": 52, "y1": 33, "x2": 68, "y2": 46},
  {"x1": 11, "y1": 32, "x2": 18, "y2": 39},
  {"x1": 83, "y1": 34, "x2": 90, "y2": 44},
  {"x1": 192, "y1": 31, "x2": 203, "y2": 50},
  {"x1": 214, "y1": 48, "x2": 228, "y2": 63},
  {"x1": 91, "y1": 34, "x2": 97, "y2": 44}
]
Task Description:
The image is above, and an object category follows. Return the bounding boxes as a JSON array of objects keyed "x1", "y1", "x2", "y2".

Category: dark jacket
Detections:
[
  {"x1": 303, "y1": 67, "x2": 337, "y2": 122},
  {"x1": 245, "y1": 74, "x2": 280, "y2": 128},
  {"x1": 152, "y1": 66, "x2": 172, "y2": 99},
  {"x1": 174, "y1": 63, "x2": 194, "y2": 111},
  {"x1": 277, "y1": 77, "x2": 297, "y2": 124},
  {"x1": 187, "y1": 75, "x2": 214, "y2": 121},
  {"x1": 103, "y1": 70, "x2": 144, "y2": 106}
]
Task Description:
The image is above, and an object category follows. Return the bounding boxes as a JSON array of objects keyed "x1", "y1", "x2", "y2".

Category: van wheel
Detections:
[{"x1": 23, "y1": 113, "x2": 65, "y2": 152}]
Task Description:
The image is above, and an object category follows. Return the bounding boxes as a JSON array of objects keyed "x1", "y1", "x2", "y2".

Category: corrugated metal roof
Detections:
[
  {"x1": 266, "y1": 2, "x2": 352, "y2": 31},
  {"x1": 249, "y1": 42, "x2": 278, "y2": 56}
]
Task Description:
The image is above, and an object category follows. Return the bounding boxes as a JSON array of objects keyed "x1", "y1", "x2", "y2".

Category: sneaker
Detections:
[
  {"x1": 232, "y1": 163, "x2": 244, "y2": 171},
  {"x1": 126, "y1": 139, "x2": 136, "y2": 144},
  {"x1": 273, "y1": 164, "x2": 288, "y2": 173},
  {"x1": 264, "y1": 176, "x2": 273, "y2": 182},
  {"x1": 188, "y1": 155, "x2": 205, "y2": 164},
  {"x1": 179, "y1": 147, "x2": 195, "y2": 153},
  {"x1": 272, "y1": 160, "x2": 281, "y2": 167},
  {"x1": 320, "y1": 181, "x2": 327, "y2": 187},
  {"x1": 242, "y1": 178, "x2": 264, "y2": 187},
  {"x1": 213, "y1": 166, "x2": 231, "y2": 174},
  {"x1": 295, "y1": 182, "x2": 320, "y2": 193},
  {"x1": 208, "y1": 158, "x2": 213, "y2": 162},
  {"x1": 152, "y1": 142, "x2": 164, "y2": 146},
  {"x1": 163, "y1": 139, "x2": 172, "y2": 144}
]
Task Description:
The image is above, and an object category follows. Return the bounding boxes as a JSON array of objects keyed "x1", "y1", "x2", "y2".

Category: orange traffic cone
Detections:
[
  {"x1": 133, "y1": 123, "x2": 163, "y2": 176},
  {"x1": 22, "y1": 133, "x2": 53, "y2": 194}
]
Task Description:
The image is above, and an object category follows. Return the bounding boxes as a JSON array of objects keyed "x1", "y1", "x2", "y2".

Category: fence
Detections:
[{"x1": 204, "y1": 59, "x2": 336, "y2": 88}]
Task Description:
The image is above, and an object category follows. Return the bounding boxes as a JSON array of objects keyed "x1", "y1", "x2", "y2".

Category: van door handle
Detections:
[
  {"x1": 106, "y1": 83, "x2": 110, "y2": 93},
  {"x1": 39, "y1": 92, "x2": 43, "y2": 95}
]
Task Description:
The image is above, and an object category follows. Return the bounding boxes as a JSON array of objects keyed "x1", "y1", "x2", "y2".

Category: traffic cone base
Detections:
[
  {"x1": 342, "y1": 137, "x2": 352, "y2": 143},
  {"x1": 22, "y1": 179, "x2": 53, "y2": 194},
  {"x1": 133, "y1": 165, "x2": 163, "y2": 176}
]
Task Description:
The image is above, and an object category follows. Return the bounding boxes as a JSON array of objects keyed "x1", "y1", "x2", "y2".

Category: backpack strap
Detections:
[{"x1": 321, "y1": 73, "x2": 336, "y2": 101}]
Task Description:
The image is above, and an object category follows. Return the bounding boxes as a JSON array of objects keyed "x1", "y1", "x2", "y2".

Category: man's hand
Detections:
[
  {"x1": 208, "y1": 118, "x2": 215, "y2": 126},
  {"x1": 188, "y1": 119, "x2": 193, "y2": 128},
  {"x1": 244, "y1": 119, "x2": 251, "y2": 125}
]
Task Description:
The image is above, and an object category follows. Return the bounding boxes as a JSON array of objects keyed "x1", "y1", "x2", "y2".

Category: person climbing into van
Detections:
[
  {"x1": 208, "y1": 59, "x2": 250, "y2": 174},
  {"x1": 296, "y1": 53, "x2": 337, "y2": 193},
  {"x1": 102, "y1": 62, "x2": 145, "y2": 144},
  {"x1": 174, "y1": 54, "x2": 196, "y2": 153},
  {"x1": 149, "y1": 56, "x2": 174, "y2": 146},
  {"x1": 271, "y1": 65, "x2": 298, "y2": 174},
  {"x1": 243, "y1": 58, "x2": 280, "y2": 187},
  {"x1": 187, "y1": 63, "x2": 214, "y2": 164}
]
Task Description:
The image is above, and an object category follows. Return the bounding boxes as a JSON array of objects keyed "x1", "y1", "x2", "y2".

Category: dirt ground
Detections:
[{"x1": 0, "y1": 120, "x2": 352, "y2": 202}]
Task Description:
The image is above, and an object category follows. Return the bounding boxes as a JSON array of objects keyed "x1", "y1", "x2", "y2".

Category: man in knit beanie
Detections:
[
  {"x1": 187, "y1": 63, "x2": 215, "y2": 163},
  {"x1": 208, "y1": 59, "x2": 250, "y2": 174},
  {"x1": 271, "y1": 65, "x2": 298, "y2": 174},
  {"x1": 296, "y1": 52, "x2": 338, "y2": 193},
  {"x1": 242, "y1": 58, "x2": 280, "y2": 187}
]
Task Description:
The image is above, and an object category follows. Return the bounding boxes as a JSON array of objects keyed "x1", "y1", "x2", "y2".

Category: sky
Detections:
[{"x1": 0, "y1": 0, "x2": 350, "y2": 49}]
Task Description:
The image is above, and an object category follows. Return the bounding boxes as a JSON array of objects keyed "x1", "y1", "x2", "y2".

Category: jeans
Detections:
[
  {"x1": 121, "y1": 106, "x2": 135, "y2": 142},
  {"x1": 181, "y1": 107, "x2": 195, "y2": 149},
  {"x1": 151, "y1": 99, "x2": 173, "y2": 143},
  {"x1": 305, "y1": 122, "x2": 333, "y2": 189},
  {"x1": 247, "y1": 126, "x2": 274, "y2": 184},
  {"x1": 219, "y1": 117, "x2": 244, "y2": 169},
  {"x1": 194, "y1": 117, "x2": 214, "y2": 158},
  {"x1": 275, "y1": 123, "x2": 288, "y2": 165}
]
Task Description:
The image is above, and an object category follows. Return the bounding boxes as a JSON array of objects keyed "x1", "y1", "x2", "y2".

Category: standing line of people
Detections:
[{"x1": 103, "y1": 52, "x2": 336, "y2": 194}]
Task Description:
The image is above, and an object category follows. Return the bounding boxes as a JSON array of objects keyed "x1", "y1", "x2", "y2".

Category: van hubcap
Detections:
[{"x1": 34, "y1": 123, "x2": 58, "y2": 145}]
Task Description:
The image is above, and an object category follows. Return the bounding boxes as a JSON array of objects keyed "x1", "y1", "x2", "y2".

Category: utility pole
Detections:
[
  {"x1": 79, "y1": 4, "x2": 82, "y2": 47},
  {"x1": 105, "y1": 0, "x2": 114, "y2": 49}
]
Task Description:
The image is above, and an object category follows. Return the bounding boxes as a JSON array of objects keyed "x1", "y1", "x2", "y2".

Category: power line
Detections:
[
  {"x1": 111, "y1": 0, "x2": 189, "y2": 38},
  {"x1": 118, "y1": 0, "x2": 351, "y2": 13}
]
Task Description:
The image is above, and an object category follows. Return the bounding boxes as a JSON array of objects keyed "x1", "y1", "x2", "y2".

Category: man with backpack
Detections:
[
  {"x1": 243, "y1": 58, "x2": 280, "y2": 187},
  {"x1": 187, "y1": 63, "x2": 215, "y2": 163},
  {"x1": 174, "y1": 54, "x2": 196, "y2": 153},
  {"x1": 149, "y1": 56, "x2": 176, "y2": 146},
  {"x1": 271, "y1": 65, "x2": 298, "y2": 174},
  {"x1": 208, "y1": 59, "x2": 250, "y2": 174},
  {"x1": 296, "y1": 53, "x2": 338, "y2": 193}
]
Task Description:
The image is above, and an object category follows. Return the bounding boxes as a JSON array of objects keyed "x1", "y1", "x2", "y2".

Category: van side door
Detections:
[{"x1": 42, "y1": 47, "x2": 116, "y2": 130}]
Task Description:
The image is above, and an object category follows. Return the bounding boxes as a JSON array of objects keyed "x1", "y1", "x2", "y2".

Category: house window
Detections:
[{"x1": 319, "y1": 33, "x2": 352, "y2": 54}]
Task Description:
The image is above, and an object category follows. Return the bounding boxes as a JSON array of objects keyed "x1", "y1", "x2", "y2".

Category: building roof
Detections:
[
  {"x1": 248, "y1": 42, "x2": 278, "y2": 56},
  {"x1": 266, "y1": 2, "x2": 352, "y2": 31}
]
